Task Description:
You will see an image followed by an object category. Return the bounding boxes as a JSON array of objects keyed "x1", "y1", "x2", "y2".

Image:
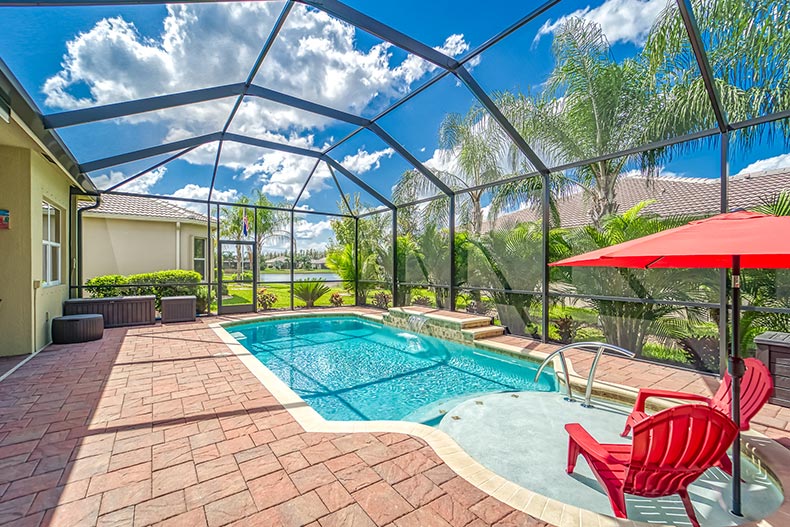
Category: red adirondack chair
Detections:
[
  {"x1": 620, "y1": 358, "x2": 772, "y2": 473},
  {"x1": 566, "y1": 405, "x2": 738, "y2": 527}
]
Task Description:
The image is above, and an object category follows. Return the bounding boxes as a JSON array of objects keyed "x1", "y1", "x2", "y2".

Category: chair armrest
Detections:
[
  {"x1": 565, "y1": 423, "x2": 617, "y2": 465},
  {"x1": 632, "y1": 388, "x2": 711, "y2": 413}
]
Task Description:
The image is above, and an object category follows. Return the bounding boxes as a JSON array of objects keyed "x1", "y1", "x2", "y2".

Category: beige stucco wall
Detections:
[
  {"x1": 0, "y1": 146, "x2": 33, "y2": 356},
  {"x1": 0, "y1": 119, "x2": 75, "y2": 356},
  {"x1": 83, "y1": 216, "x2": 209, "y2": 280}
]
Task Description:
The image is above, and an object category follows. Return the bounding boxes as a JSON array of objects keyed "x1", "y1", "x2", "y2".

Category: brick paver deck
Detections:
[{"x1": 0, "y1": 319, "x2": 551, "y2": 527}]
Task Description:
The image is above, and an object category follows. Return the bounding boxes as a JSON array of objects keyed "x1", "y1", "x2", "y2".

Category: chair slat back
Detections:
[
  {"x1": 626, "y1": 405, "x2": 738, "y2": 498},
  {"x1": 710, "y1": 358, "x2": 773, "y2": 430}
]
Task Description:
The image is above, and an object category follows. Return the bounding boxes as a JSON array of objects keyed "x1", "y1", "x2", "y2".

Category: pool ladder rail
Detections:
[{"x1": 534, "y1": 342, "x2": 636, "y2": 408}]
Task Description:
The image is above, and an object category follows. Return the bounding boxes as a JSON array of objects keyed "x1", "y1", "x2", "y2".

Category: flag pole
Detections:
[{"x1": 730, "y1": 254, "x2": 744, "y2": 516}]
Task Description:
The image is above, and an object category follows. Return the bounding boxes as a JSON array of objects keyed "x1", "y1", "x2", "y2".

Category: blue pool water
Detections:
[{"x1": 228, "y1": 316, "x2": 557, "y2": 423}]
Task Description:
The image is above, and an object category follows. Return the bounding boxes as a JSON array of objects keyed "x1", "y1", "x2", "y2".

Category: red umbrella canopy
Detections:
[{"x1": 551, "y1": 211, "x2": 790, "y2": 269}]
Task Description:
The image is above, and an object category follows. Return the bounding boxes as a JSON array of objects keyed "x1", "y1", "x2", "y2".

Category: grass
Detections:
[{"x1": 213, "y1": 282, "x2": 350, "y2": 310}]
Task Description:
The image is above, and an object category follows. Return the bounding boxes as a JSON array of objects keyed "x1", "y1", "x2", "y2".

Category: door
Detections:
[{"x1": 218, "y1": 240, "x2": 257, "y2": 314}]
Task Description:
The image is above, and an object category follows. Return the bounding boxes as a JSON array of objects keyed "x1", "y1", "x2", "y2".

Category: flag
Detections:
[{"x1": 242, "y1": 208, "x2": 249, "y2": 237}]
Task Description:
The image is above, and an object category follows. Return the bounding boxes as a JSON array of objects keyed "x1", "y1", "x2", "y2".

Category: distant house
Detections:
[
  {"x1": 82, "y1": 194, "x2": 214, "y2": 280},
  {"x1": 266, "y1": 255, "x2": 290, "y2": 270},
  {"x1": 489, "y1": 169, "x2": 790, "y2": 229},
  {"x1": 310, "y1": 257, "x2": 327, "y2": 269}
]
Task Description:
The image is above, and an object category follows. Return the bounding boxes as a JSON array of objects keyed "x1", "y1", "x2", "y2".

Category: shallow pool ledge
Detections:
[{"x1": 209, "y1": 312, "x2": 790, "y2": 527}]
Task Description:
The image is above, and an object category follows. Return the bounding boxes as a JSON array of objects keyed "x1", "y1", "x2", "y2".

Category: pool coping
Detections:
[{"x1": 209, "y1": 310, "x2": 790, "y2": 527}]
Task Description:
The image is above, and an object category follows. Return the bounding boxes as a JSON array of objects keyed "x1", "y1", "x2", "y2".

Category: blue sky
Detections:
[{"x1": 0, "y1": 0, "x2": 787, "y2": 245}]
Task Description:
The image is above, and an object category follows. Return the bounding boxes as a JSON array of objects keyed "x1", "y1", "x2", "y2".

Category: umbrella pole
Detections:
[{"x1": 730, "y1": 256, "x2": 745, "y2": 517}]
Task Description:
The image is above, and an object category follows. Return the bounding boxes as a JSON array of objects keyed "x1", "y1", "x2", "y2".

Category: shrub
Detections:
[
  {"x1": 84, "y1": 274, "x2": 129, "y2": 298},
  {"x1": 257, "y1": 288, "x2": 278, "y2": 310},
  {"x1": 85, "y1": 270, "x2": 202, "y2": 310},
  {"x1": 234, "y1": 271, "x2": 253, "y2": 281},
  {"x1": 294, "y1": 280, "x2": 331, "y2": 308},
  {"x1": 195, "y1": 286, "x2": 215, "y2": 314},
  {"x1": 372, "y1": 291, "x2": 391, "y2": 309},
  {"x1": 412, "y1": 296, "x2": 431, "y2": 307},
  {"x1": 329, "y1": 292, "x2": 344, "y2": 307},
  {"x1": 551, "y1": 314, "x2": 580, "y2": 344}
]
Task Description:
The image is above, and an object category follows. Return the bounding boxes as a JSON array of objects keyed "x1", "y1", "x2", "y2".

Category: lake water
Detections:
[{"x1": 259, "y1": 272, "x2": 340, "y2": 283}]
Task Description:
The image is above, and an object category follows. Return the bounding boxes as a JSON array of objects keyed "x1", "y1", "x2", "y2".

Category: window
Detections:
[
  {"x1": 42, "y1": 201, "x2": 61, "y2": 286},
  {"x1": 193, "y1": 237, "x2": 207, "y2": 279}
]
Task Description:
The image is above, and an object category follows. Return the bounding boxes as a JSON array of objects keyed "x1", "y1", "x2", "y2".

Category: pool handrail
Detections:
[{"x1": 534, "y1": 342, "x2": 636, "y2": 407}]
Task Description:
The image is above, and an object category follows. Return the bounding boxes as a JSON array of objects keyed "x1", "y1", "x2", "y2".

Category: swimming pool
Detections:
[{"x1": 226, "y1": 315, "x2": 556, "y2": 423}]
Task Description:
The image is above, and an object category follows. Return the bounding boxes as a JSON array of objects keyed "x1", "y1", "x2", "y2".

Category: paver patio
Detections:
[{"x1": 0, "y1": 312, "x2": 787, "y2": 527}]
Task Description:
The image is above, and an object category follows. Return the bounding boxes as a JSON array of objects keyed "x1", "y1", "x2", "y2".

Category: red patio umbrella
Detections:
[{"x1": 551, "y1": 210, "x2": 790, "y2": 516}]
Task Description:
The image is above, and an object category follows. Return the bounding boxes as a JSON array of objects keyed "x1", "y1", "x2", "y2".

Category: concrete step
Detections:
[
  {"x1": 462, "y1": 325, "x2": 506, "y2": 340},
  {"x1": 388, "y1": 306, "x2": 492, "y2": 330}
]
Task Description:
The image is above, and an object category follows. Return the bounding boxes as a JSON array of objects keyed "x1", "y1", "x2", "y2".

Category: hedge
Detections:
[{"x1": 84, "y1": 270, "x2": 211, "y2": 311}]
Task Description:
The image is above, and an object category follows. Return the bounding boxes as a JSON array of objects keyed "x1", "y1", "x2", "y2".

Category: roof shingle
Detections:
[
  {"x1": 490, "y1": 168, "x2": 790, "y2": 229},
  {"x1": 82, "y1": 194, "x2": 210, "y2": 224}
]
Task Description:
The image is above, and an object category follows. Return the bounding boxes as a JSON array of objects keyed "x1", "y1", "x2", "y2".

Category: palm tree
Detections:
[
  {"x1": 393, "y1": 105, "x2": 505, "y2": 235},
  {"x1": 644, "y1": 0, "x2": 790, "y2": 143},
  {"x1": 494, "y1": 17, "x2": 656, "y2": 227},
  {"x1": 251, "y1": 191, "x2": 289, "y2": 274},
  {"x1": 463, "y1": 220, "x2": 569, "y2": 335},
  {"x1": 219, "y1": 198, "x2": 251, "y2": 279},
  {"x1": 326, "y1": 244, "x2": 379, "y2": 302},
  {"x1": 564, "y1": 201, "x2": 714, "y2": 354}
]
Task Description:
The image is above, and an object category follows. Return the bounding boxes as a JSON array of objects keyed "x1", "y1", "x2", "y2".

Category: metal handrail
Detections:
[
  {"x1": 534, "y1": 342, "x2": 635, "y2": 407},
  {"x1": 534, "y1": 347, "x2": 575, "y2": 402}
]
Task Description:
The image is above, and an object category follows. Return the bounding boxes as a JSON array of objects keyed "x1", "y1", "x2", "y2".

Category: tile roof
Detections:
[
  {"x1": 490, "y1": 168, "x2": 790, "y2": 229},
  {"x1": 82, "y1": 193, "x2": 210, "y2": 224}
]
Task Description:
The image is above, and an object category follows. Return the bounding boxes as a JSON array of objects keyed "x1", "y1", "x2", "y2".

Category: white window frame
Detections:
[
  {"x1": 42, "y1": 201, "x2": 61, "y2": 287},
  {"x1": 193, "y1": 237, "x2": 207, "y2": 279}
]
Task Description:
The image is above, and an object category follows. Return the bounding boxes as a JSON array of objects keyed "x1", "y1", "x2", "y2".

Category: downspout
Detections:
[
  {"x1": 176, "y1": 221, "x2": 182, "y2": 269},
  {"x1": 77, "y1": 193, "x2": 101, "y2": 298}
]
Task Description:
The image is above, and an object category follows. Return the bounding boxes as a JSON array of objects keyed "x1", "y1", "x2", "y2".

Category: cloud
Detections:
[
  {"x1": 340, "y1": 148, "x2": 394, "y2": 174},
  {"x1": 535, "y1": 0, "x2": 667, "y2": 46},
  {"x1": 45, "y1": 4, "x2": 468, "y2": 174},
  {"x1": 92, "y1": 166, "x2": 166, "y2": 193},
  {"x1": 423, "y1": 148, "x2": 459, "y2": 174},
  {"x1": 293, "y1": 219, "x2": 332, "y2": 239},
  {"x1": 170, "y1": 183, "x2": 239, "y2": 204},
  {"x1": 735, "y1": 154, "x2": 790, "y2": 176}
]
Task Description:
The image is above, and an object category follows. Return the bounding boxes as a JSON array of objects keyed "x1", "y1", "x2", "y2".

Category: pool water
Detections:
[{"x1": 228, "y1": 316, "x2": 556, "y2": 422}]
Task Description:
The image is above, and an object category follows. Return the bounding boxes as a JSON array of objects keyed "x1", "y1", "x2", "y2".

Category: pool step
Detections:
[
  {"x1": 462, "y1": 325, "x2": 506, "y2": 340},
  {"x1": 388, "y1": 306, "x2": 493, "y2": 329}
]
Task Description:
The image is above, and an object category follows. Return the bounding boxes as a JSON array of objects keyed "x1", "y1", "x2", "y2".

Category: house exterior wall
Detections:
[
  {"x1": 82, "y1": 216, "x2": 209, "y2": 280},
  {"x1": 0, "y1": 122, "x2": 75, "y2": 356}
]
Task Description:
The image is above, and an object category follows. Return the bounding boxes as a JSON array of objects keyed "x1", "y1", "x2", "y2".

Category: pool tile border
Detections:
[{"x1": 209, "y1": 311, "x2": 790, "y2": 527}]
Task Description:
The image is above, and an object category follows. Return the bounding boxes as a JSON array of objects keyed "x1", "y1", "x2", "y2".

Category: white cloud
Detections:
[
  {"x1": 45, "y1": 4, "x2": 467, "y2": 171},
  {"x1": 423, "y1": 147, "x2": 459, "y2": 174},
  {"x1": 535, "y1": 0, "x2": 667, "y2": 46},
  {"x1": 170, "y1": 183, "x2": 239, "y2": 204},
  {"x1": 340, "y1": 148, "x2": 394, "y2": 174},
  {"x1": 47, "y1": 4, "x2": 469, "y2": 198},
  {"x1": 736, "y1": 154, "x2": 790, "y2": 176},
  {"x1": 92, "y1": 166, "x2": 166, "y2": 193},
  {"x1": 293, "y1": 219, "x2": 332, "y2": 239}
]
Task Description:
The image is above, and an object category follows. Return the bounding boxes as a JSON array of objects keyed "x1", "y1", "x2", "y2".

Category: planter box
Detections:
[
  {"x1": 755, "y1": 331, "x2": 790, "y2": 407},
  {"x1": 161, "y1": 296, "x2": 196, "y2": 323},
  {"x1": 64, "y1": 296, "x2": 155, "y2": 328}
]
